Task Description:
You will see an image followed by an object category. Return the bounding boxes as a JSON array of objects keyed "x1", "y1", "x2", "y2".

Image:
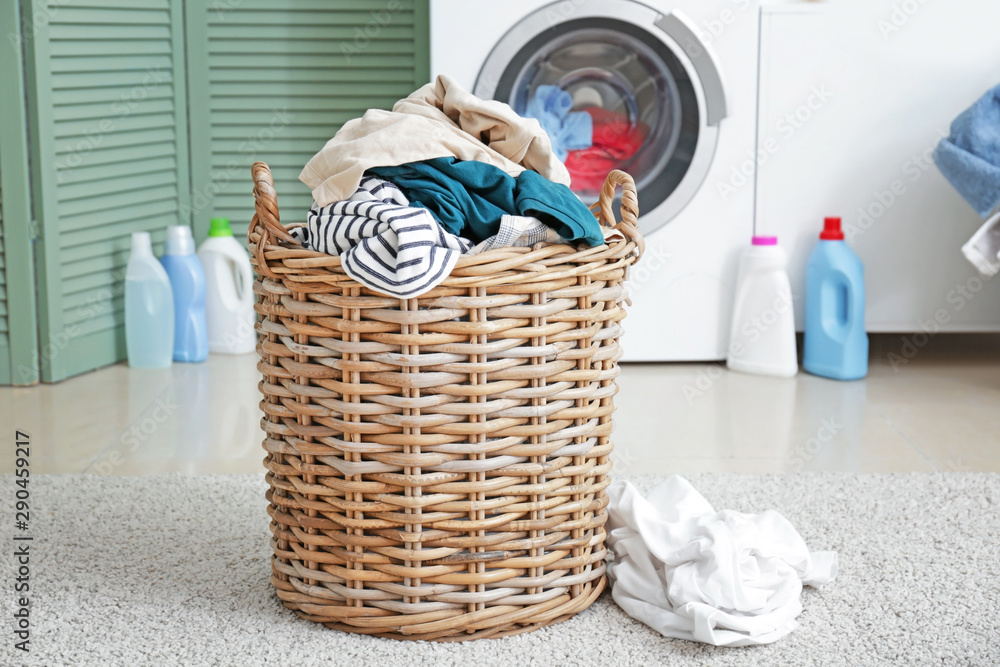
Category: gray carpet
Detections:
[{"x1": 1, "y1": 472, "x2": 997, "y2": 666}]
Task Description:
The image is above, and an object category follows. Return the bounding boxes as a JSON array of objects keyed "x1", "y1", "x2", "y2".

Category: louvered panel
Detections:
[
  {"x1": 211, "y1": 67, "x2": 416, "y2": 84},
  {"x1": 208, "y1": 53, "x2": 417, "y2": 71},
  {"x1": 220, "y1": 0, "x2": 411, "y2": 8},
  {"x1": 207, "y1": 24, "x2": 419, "y2": 41},
  {"x1": 61, "y1": 245, "x2": 130, "y2": 281},
  {"x1": 51, "y1": 53, "x2": 173, "y2": 73},
  {"x1": 64, "y1": 271, "x2": 126, "y2": 298},
  {"x1": 53, "y1": 97, "x2": 176, "y2": 123},
  {"x1": 29, "y1": 0, "x2": 189, "y2": 381},
  {"x1": 210, "y1": 10, "x2": 417, "y2": 26},
  {"x1": 54, "y1": 111, "x2": 177, "y2": 140},
  {"x1": 57, "y1": 184, "x2": 180, "y2": 222},
  {"x1": 55, "y1": 156, "x2": 179, "y2": 189},
  {"x1": 210, "y1": 110, "x2": 363, "y2": 128},
  {"x1": 53, "y1": 129, "x2": 178, "y2": 163},
  {"x1": 211, "y1": 95, "x2": 403, "y2": 111},
  {"x1": 48, "y1": 23, "x2": 171, "y2": 41},
  {"x1": 53, "y1": 7, "x2": 170, "y2": 24},
  {"x1": 210, "y1": 81, "x2": 412, "y2": 97},
  {"x1": 62, "y1": 300, "x2": 125, "y2": 332},
  {"x1": 65, "y1": 309, "x2": 124, "y2": 338},
  {"x1": 221, "y1": 40, "x2": 418, "y2": 56},
  {"x1": 51, "y1": 86, "x2": 174, "y2": 106},
  {"x1": 49, "y1": 39, "x2": 173, "y2": 57},
  {"x1": 51, "y1": 68, "x2": 178, "y2": 91},
  {"x1": 57, "y1": 170, "x2": 178, "y2": 205},
  {"x1": 187, "y1": 0, "x2": 430, "y2": 237},
  {"x1": 49, "y1": 142, "x2": 177, "y2": 172},
  {"x1": 59, "y1": 199, "x2": 180, "y2": 243}
]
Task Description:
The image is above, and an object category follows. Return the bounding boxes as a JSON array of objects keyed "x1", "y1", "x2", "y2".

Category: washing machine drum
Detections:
[{"x1": 475, "y1": 4, "x2": 725, "y2": 234}]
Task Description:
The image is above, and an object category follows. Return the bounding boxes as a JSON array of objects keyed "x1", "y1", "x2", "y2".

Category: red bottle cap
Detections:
[{"x1": 820, "y1": 217, "x2": 845, "y2": 241}]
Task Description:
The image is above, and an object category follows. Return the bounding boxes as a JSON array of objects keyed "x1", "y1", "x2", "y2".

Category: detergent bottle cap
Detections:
[
  {"x1": 820, "y1": 217, "x2": 845, "y2": 241},
  {"x1": 752, "y1": 236, "x2": 778, "y2": 246},
  {"x1": 164, "y1": 225, "x2": 195, "y2": 255},
  {"x1": 208, "y1": 217, "x2": 233, "y2": 238},
  {"x1": 130, "y1": 231, "x2": 153, "y2": 257}
]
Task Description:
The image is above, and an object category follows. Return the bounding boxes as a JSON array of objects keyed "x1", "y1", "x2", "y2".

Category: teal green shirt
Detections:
[{"x1": 369, "y1": 157, "x2": 604, "y2": 246}]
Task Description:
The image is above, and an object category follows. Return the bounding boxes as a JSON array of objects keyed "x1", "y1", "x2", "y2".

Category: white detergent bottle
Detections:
[
  {"x1": 125, "y1": 231, "x2": 174, "y2": 368},
  {"x1": 197, "y1": 218, "x2": 256, "y2": 354},
  {"x1": 726, "y1": 236, "x2": 798, "y2": 378}
]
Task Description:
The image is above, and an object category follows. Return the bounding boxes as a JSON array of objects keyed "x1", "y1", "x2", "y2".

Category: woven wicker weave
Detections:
[{"x1": 247, "y1": 161, "x2": 644, "y2": 641}]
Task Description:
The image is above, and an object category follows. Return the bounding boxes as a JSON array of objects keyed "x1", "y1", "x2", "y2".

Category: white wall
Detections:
[{"x1": 756, "y1": 0, "x2": 1000, "y2": 331}]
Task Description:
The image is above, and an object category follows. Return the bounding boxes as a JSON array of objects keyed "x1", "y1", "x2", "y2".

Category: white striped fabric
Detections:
[
  {"x1": 291, "y1": 176, "x2": 577, "y2": 298},
  {"x1": 291, "y1": 177, "x2": 472, "y2": 298}
]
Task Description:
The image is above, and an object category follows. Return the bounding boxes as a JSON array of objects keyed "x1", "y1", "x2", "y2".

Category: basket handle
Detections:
[
  {"x1": 249, "y1": 161, "x2": 301, "y2": 278},
  {"x1": 591, "y1": 169, "x2": 644, "y2": 257}
]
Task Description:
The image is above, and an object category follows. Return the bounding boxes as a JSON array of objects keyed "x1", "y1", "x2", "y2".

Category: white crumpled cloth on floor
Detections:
[{"x1": 606, "y1": 477, "x2": 838, "y2": 647}]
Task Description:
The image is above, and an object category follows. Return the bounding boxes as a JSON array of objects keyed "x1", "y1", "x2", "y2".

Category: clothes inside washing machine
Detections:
[{"x1": 502, "y1": 20, "x2": 699, "y2": 208}]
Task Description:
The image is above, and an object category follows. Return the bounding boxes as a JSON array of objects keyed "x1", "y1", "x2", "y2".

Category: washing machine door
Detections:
[{"x1": 475, "y1": 0, "x2": 726, "y2": 236}]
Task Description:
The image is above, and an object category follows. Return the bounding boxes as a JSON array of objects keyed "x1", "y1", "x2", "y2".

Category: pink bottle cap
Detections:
[{"x1": 752, "y1": 236, "x2": 778, "y2": 246}]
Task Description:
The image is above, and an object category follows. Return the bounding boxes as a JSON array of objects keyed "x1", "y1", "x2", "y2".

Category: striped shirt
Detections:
[
  {"x1": 291, "y1": 176, "x2": 472, "y2": 298},
  {"x1": 291, "y1": 176, "x2": 568, "y2": 298}
]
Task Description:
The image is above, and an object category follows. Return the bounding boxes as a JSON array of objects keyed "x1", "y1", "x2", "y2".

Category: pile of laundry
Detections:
[
  {"x1": 295, "y1": 75, "x2": 609, "y2": 298},
  {"x1": 524, "y1": 84, "x2": 648, "y2": 193}
]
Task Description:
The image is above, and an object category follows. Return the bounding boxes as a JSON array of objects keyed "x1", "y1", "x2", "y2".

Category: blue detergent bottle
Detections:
[
  {"x1": 803, "y1": 217, "x2": 869, "y2": 380},
  {"x1": 160, "y1": 225, "x2": 208, "y2": 363}
]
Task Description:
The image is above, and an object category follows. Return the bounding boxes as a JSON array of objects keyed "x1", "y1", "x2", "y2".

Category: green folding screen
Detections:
[
  {"x1": 185, "y1": 0, "x2": 430, "y2": 239},
  {"x1": 23, "y1": 0, "x2": 192, "y2": 382},
  {"x1": 10, "y1": 0, "x2": 429, "y2": 383}
]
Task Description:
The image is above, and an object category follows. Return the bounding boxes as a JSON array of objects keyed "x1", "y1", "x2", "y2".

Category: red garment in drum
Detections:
[{"x1": 565, "y1": 107, "x2": 648, "y2": 192}]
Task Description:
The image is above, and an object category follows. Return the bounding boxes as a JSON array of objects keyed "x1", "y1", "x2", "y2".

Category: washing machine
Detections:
[{"x1": 431, "y1": 0, "x2": 762, "y2": 361}]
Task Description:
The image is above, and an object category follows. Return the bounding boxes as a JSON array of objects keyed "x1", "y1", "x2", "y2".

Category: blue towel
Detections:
[
  {"x1": 524, "y1": 85, "x2": 593, "y2": 162},
  {"x1": 369, "y1": 157, "x2": 604, "y2": 247},
  {"x1": 933, "y1": 82, "x2": 1000, "y2": 219}
]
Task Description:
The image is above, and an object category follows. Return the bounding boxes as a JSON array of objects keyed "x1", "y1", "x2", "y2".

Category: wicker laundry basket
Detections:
[{"x1": 247, "y1": 161, "x2": 644, "y2": 641}]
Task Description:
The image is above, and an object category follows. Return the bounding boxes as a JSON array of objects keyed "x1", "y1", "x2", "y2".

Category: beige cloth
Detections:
[{"x1": 299, "y1": 75, "x2": 571, "y2": 206}]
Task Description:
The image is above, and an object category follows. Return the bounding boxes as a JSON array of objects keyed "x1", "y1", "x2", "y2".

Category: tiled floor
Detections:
[{"x1": 1, "y1": 334, "x2": 997, "y2": 476}]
